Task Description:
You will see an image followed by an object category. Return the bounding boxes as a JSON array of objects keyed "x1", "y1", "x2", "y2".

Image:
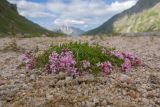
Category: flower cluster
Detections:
[
  {"x1": 122, "y1": 52, "x2": 141, "y2": 66},
  {"x1": 19, "y1": 53, "x2": 36, "y2": 70},
  {"x1": 19, "y1": 47, "x2": 142, "y2": 76},
  {"x1": 111, "y1": 51, "x2": 141, "y2": 72},
  {"x1": 48, "y1": 51, "x2": 59, "y2": 73},
  {"x1": 122, "y1": 58, "x2": 131, "y2": 72},
  {"x1": 46, "y1": 49, "x2": 77, "y2": 77},
  {"x1": 110, "y1": 51, "x2": 124, "y2": 59},
  {"x1": 97, "y1": 61, "x2": 112, "y2": 74}
]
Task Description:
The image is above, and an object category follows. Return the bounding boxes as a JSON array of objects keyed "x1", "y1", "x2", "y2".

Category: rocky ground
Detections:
[{"x1": 0, "y1": 36, "x2": 160, "y2": 107}]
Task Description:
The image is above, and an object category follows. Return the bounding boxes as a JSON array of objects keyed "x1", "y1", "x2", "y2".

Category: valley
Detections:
[{"x1": 0, "y1": 0, "x2": 160, "y2": 106}]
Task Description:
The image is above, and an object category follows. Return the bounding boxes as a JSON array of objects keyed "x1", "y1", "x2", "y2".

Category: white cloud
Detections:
[
  {"x1": 50, "y1": 0, "x2": 138, "y2": 30},
  {"x1": 7, "y1": 0, "x2": 138, "y2": 30},
  {"x1": 108, "y1": 1, "x2": 137, "y2": 12},
  {"x1": 8, "y1": 0, "x2": 55, "y2": 18},
  {"x1": 20, "y1": 11, "x2": 55, "y2": 18},
  {"x1": 55, "y1": 19, "x2": 85, "y2": 25},
  {"x1": 46, "y1": 1, "x2": 67, "y2": 13}
]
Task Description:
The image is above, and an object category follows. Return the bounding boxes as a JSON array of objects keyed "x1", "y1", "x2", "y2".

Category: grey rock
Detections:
[{"x1": 30, "y1": 74, "x2": 36, "y2": 81}]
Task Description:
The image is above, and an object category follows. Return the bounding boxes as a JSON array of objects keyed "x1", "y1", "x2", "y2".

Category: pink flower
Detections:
[
  {"x1": 19, "y1": 53, "x2": 33, "y2": 63},
  {"x1": 45, "y1": 64, "x2": 52, "y2": 74},
  {"x1": 19, "y1": 54, "x2": 28, "y2": 61},
  {"x1": 59, "y1": 51, "x2": 76, "y2": 68},
  {"x1": 111, "y1": 51, "x2": 124, "y2": 59},
  {"x1": 26, "y1": 63, "x2": 33, "y2": 70},
  {"x1": 49, "y1": 51, "x2": 60, "y2": 73},
  {"x1": 19, "y1": 53, "x2": 36, "y2": 70},
  {"x1": 123, "y1": 52, "x2": 141, "y2": 65},
  {"x1": 111, "y1": 51, "x2": 141, "y2": 72},
  {"x1": 97, "y1": 61, "x2": 112, "y2": 74},
  {"x1": 134, "y1": 57, "x2": 141, "y2": 65},
  {"x1": 62, "y1": 48, "x2": 69, "y2": 53},
  {"x1": 49, "y1": 51, "x2": 59, "y2": 62},
  {"x1": 59, "y1": 50, "x2": 77, "y2": 76},
  {"x1": 47, "y1": 49, "x2": 77, "y2": 77},
  {"x1": 122, "y1": 58, "x2": 131, "y2": 72},
  {"x1": 122, "y1": 51, "x2": 135, "y2": 62},
  {"x1": 67, "y1": 67, "x2": 78, "y2": 77}
]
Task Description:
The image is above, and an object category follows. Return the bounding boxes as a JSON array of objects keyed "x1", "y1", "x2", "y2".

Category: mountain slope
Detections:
[
  {"x1": 86, "y1": 0, "x2": 160, "y2": 35},
  {"x1": 0, "y1": 0, "x2": 63, "y2": 37}
]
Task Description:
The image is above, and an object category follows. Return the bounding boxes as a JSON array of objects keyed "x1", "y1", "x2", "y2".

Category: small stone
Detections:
[
  {"x1": 30, "y1": 74, "x2": 36, "y2": 81},
  {"x1": 141, "y1": 98, "x2": 149, "y2": 105},
  {"x1": 86, "y1": 101, "x2": 95, "y2": 107},
  {"x1": 81, "y1": 101, "x2": 86, "y2": 106},
  {"x1": 46, "y1": 93, "x2": 53, "y2": 100},
  {"x1": 65, "y1": 76, "x2": 72, "y2": 81},
  {"x1": 127, "y1": 90, "x2": 139, "y2": 99},
  {"x1": 22, "y1": 84, "x2": 28, "y2": 89},
  {"x1": 93, "y1": 97, "x2": 99, "y2": 104},
  {"x1": 19, "y1": 74, "x2": 25, "y2": 78},
  {"x1": 155, "y1": 98, "x2": 160, "y2": 105},
  {"x1": 0, "y1": 101, "x2": 2, "y2": 107},
  {"x1": 101, "y1": 100, "x2": 107, "y2": 106},
  {"x1": 149, "y1": 74, "x2": 160, "y2": 85},
  {"x1": 59, "y1": 105, "x2": 65, "y2": 107},
  {"x1": 56, "y1": 72, "x2": 66, "y2": 80},
  {"x1": 0, "y1": 80, "x2": 6, "y2": 86},
  {"x1": 119, "y1": 74, "x2": 132, "y2": 84}
]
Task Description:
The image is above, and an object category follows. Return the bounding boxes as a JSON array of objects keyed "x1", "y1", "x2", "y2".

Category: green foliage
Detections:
[{"x1": 36, "y1": 42, "x2": 123, "y2": 74}]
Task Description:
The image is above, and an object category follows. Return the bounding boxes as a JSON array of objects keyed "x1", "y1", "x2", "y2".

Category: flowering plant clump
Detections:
[
  {"x1": 19, "y1": 53, "x2": 36, "y2": 70},
  {"x1": 110, "y1": 51, "x2": 141, "y2": 72},
  {"x1": 20, "y1": 42, "x2": 141, "y2": 77}
]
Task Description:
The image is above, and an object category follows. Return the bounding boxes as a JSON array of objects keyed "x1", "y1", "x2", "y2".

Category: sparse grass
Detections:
[
  {"x1": 36, "y1": 42, "x2": 123, "y2": 74},
  {"x1": 113, "y1": 3, "x2": 160, "y2": 34}
]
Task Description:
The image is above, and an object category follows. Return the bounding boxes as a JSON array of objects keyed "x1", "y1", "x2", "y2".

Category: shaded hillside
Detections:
[
  {"x1": 86, "y1": 0, "x2": 160, "y2": 35},
  {"x1": 0, "y1": 0, "x2": 63, "y2": 37}
]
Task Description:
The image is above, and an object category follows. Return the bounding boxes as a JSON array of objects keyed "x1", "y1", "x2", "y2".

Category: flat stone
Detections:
[
  {"x1": 119, "y1": 74, "x2": 132, "y2": 84},
  {"x1": 149, "y1": 74, "x2": 160, "y2": 85},
  {"x1": 0, "y1": 80, "x2": 6, "y2": 86}
]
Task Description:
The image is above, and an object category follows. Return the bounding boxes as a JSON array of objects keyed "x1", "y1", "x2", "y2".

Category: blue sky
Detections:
[{"x1": 8, "y1": 0, "x2": 138, "y2": 31}]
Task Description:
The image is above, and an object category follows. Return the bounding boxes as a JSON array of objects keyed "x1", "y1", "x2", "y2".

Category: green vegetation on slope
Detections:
[
  {"x1": 114, "y1": 3, "x2": 160, "y2": 33},
  {"x1": 0, "y1": 0, "x2": 63, "y2": 37},
  {"x1": 85, "y1": 0, "x2": 160, "y2": 35}
]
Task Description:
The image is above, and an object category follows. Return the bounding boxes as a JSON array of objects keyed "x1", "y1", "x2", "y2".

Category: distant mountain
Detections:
[
  {"x1": 53, "y1": 25, "x2": 84, "y2": 36},
  {"x1": 86, "y1": 0, "x2": 160, "y2": 35},
  {"x1": 0, "y1": 0, "x2": 63, "y2": 37}
]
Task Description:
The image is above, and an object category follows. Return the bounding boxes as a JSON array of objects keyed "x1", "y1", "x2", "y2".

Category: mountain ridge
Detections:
[
  {"x1": 53, "y1": 25, "x2": 84, "y2": 36},
  {"x1": 85, "y1": 0, "x2": 160, "y2": 35}
]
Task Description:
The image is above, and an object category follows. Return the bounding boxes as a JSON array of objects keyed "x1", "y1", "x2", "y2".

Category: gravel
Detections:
[{"x1": 0, "y1": 36, "x2": 160, "y2": 107}]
